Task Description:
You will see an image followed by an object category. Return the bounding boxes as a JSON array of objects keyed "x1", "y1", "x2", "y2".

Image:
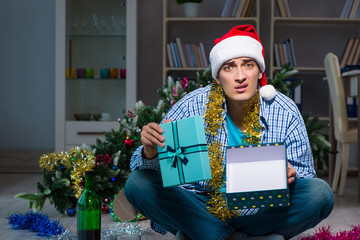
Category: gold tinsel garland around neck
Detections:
[{"x1": 204, "y1": 83, "x2": 262, "y2": 221}]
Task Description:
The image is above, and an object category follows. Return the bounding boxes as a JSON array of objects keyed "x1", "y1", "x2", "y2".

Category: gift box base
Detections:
[{"x1": 226, "y1": 189, "x2": 290, "y2": 210}]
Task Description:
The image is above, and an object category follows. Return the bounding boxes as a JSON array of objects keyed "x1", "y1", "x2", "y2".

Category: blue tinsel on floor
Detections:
[{"x1": 7, "y1": 212, "x2": 64, "y2": 237}]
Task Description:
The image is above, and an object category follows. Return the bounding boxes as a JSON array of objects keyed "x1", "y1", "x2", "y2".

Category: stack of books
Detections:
[
  {"x1": 340, "y1": 0, "x2": 360, "y2": 18},
  {"x1": 276, "y1": 0, "x2": 292, "y2": 17},
  {"x1": 221, "y1": 0, "x2": 255, "y2": 18},
  {"x1": 166, "y1": 37, "x2": 208, "y2": 68},
  {"x1": 273, "y1": 38, "x2": 297, "y2": 68},
  {"x1": 340, "y1": 38, "x2": 360, "y2": 68}
]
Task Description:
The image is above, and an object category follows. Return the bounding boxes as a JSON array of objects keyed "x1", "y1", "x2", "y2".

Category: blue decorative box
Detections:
[
  {"x1": 157, "y1": 116, "x2": 212, "y2": 188},
  {"x1": 225, "y1": 143, "x2": 290, "y2": 210}
]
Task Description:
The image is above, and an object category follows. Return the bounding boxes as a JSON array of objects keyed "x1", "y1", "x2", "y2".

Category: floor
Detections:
[{"x1": 0, "y1": 173, "x2": 359, "y2": 240}]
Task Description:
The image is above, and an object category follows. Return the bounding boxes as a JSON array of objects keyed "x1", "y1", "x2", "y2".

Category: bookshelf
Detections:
[
  {"x1": 269, "y1": 0, "x2": 360, "y2": 117},
  {"x1": 162, "y1": 0, "x2": 260, "y2": 84}
]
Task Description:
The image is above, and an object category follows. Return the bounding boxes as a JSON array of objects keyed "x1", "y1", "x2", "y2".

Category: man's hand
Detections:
[
  {"x1": 141, "y1": 119, "x2": 171, "y2": 159},
  {"x1": 287, "y1": 162, "x2": 296, "y2": 184}
]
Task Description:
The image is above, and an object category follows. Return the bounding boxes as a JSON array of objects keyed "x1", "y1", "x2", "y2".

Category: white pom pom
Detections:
[{"x1": 259, "y1": 85, "x2": 276, "y2": 101}]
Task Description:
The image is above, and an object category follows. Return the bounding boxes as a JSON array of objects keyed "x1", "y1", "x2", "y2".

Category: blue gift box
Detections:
[
  {"x1": 157, "y1": 116, "x2": 212, "y2": 187},
  {"x1": 225, "y1": 142, "x2": 290, "y2": 210}
]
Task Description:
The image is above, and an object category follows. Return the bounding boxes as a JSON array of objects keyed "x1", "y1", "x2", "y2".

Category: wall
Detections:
[
  {"x1": 0, "y1": 0, "x2": 55, "y2": 172},
  {"x1": 137, "y1": 0, "x2": 163, "y2": 106},
  {"x1": 0, "y1": 0, "x2": 55, "y2": 150}
]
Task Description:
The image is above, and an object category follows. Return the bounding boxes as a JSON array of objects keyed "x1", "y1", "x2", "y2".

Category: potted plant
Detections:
[{"x1": 176, "y1": 0, "x2": 203, "y2": 17}]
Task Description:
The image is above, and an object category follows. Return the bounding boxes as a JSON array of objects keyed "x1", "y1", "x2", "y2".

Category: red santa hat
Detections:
[{"x1": 209, "y1": 25, "x2": 276, "y2": 100}]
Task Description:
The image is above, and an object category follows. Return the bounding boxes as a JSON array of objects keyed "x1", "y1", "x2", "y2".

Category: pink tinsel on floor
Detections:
[{"x1": 299, "y1": 225, "x2": 360, "y2": 240}]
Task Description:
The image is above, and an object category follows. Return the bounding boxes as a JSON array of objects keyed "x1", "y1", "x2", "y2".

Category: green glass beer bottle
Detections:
[{"x1": 77, "y1": 171, "x2": 101, "y2": 240}]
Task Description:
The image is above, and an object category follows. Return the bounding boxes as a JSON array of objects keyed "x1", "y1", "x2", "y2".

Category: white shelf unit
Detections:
[{"x1": 55, "y1": 0, "x2": 137, "y2": 152}]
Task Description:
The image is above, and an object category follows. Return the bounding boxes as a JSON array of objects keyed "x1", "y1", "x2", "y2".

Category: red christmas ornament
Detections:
[
  {"x1": 102, "y1": 204, "x2": 110, "y2": 213},
  {"x1": 95, "y1": 154, "x2": 111, "y2": 165},
  {"x1": 125, "y1": 138, "x2": 134, "y2": 147}
]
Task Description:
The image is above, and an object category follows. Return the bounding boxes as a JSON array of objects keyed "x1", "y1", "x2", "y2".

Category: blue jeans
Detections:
[{"x1": 124, "y1": 170, "x2": 334, "y2": 240}]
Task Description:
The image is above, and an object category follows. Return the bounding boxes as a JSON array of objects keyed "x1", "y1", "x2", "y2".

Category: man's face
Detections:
[{"x1": 216, "y1": 57, "x2": 262, "y2": 103}]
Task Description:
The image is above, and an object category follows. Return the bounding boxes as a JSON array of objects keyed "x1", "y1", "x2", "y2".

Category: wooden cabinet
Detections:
[
  {"x1": 162, "y1": 0, "x2": 260, "y2": 84},
  {"x1": 55, "y1": 0, "x2": 137, "y2": 152}
]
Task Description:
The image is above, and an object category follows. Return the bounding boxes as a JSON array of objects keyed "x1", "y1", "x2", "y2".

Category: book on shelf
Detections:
[
  {"x1": 193, "y1": 43, "x2": 202, "y2": 67},
  {"x1": 347, "y1": 38, "x2": 360, "y2": 65},
  {"x1": 175, "y1": 37, "x2": 187, "y2": 68},
  {"x1": 276, "y1": 0, "x2": 287, "y2": 17},
  {"x1": 282, "y1": 43, "x2": 289, "y2": 65},
  {"x1": 351, "y1": 40, "x2": 360, "y2": 65},
  {"x1": 221, "y1": 0, "x2": 254, "y2": 18},
  {"x1": 188, "y1": 44, "x2": 197, "y2": 67},
  {"x1": 340, "y1": 38, "x2": 357, "y2": 68},
  {"x1": 349, "y1": 0, "x2": 360, "y2": 18},
  {"x1": 273, "y1": 38, "x2": 297, "y2": 67},
  {"x1": 288, "y1": 38, "x2": 297, "y2": 67},
  {"x1": 340, "y1": 0, "x2": 360, "y2": 18},
  {"x1": 169, "y1": 42, "x2": 177, "y2": 67},
  {"x1": 231, "y1": 0, "x2": 241, "y2": 17},
  {"x1": 183, "y1": 43, "x2": 194, "y2": 67},
  {"x1": 284, "y1": 40, "x2": 294, "y2": 67},
  {"x1": 234, "y1": 0, "x2": 247, "y2": 17},
  {"x1": 170, "y1": 41, "x2": 181, "y2": 67},
  {"x1": 221, "y1": 0, "x2": 234, "y2": 17},
  {"x1": 277, "y1": 42, "x2": 286, "y2": 66},
  {"x1": 175, "y1": 42, "x2": 183, "y2": 67},
  {"x1": 197, "y1": 45, "x2": 205, "y2": 67},
  {"x1": 340, "y1": 0, "x2": 354, "y2": 18},
  {"x1": 240, "y1": 0, "x2": 251, "y2": 17},
  {"x1": 221, "y1": 0, "x2": 229, "y2": 17},
  {"x1": 282, "y1": 0, "x2": 292, "y2": 17},
  {"x1": 274, "y1": 43, "x2": 281, "y2": 67},
  {"x1": 356, "y1": 5, "x2": 360, "y2": 18},
  {"x1": 229, "y1": 0, "x2": 239, "y2": 17},
  {"x1": 184, "y1": 43, "x2": 194, "y2": 67},
  {"x1": 241, "y1": 0, "x2": 255, "y2": 17},
  {"x1": 199, "y1": 42, "x2": 209, "y2": 68},
  {"x1": 167, "y1": 38, "x2": 209, "y2": 68},
  {"x1": 166, "y1": 43, "x2": 174, "y2": 67}
]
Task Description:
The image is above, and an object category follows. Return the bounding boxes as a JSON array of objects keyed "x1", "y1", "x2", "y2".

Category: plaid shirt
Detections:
[{"x1": 130, "y1": 84, "x2": 316, "y2": 234}]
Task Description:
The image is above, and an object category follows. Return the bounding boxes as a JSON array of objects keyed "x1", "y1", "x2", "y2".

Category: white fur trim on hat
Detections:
[
  {"x1": 209, "y1": 35, "x2": 265, "y2": 79},
  {"x1": 259, "y1": 84, "x2": 276, "y2": 101}
]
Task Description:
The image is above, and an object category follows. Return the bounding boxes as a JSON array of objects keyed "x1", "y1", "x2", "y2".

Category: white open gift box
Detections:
[{"x1": 225, "y1": 142, "x2": 290, "y2": 210}]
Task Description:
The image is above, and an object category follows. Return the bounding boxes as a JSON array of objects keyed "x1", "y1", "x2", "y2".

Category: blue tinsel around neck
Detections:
[{"x1": 7, "y1": 211, "x2": 64, "y2": 237}]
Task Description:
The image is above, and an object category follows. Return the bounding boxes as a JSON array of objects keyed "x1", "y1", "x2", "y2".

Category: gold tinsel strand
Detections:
[
  {"x1": 242, "y1": 91, "x2": 262, "y2": 144},
  {"x1": 70, "y1": 147, "x2": 96, "y2": 199},
  {"x1": 204, "y1": 84, "x2": 225, "y2": 135},
  {"x1": 39, "y1": 152, "x2": 71, "y2": 171},
  {"x1": 205, "y1": 84, "x2": 262, "y2": 221}
]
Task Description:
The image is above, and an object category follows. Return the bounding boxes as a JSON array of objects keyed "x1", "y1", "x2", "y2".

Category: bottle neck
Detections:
[{"x1": 85, "y1": 174, "x2": 95, "y2": 190}]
